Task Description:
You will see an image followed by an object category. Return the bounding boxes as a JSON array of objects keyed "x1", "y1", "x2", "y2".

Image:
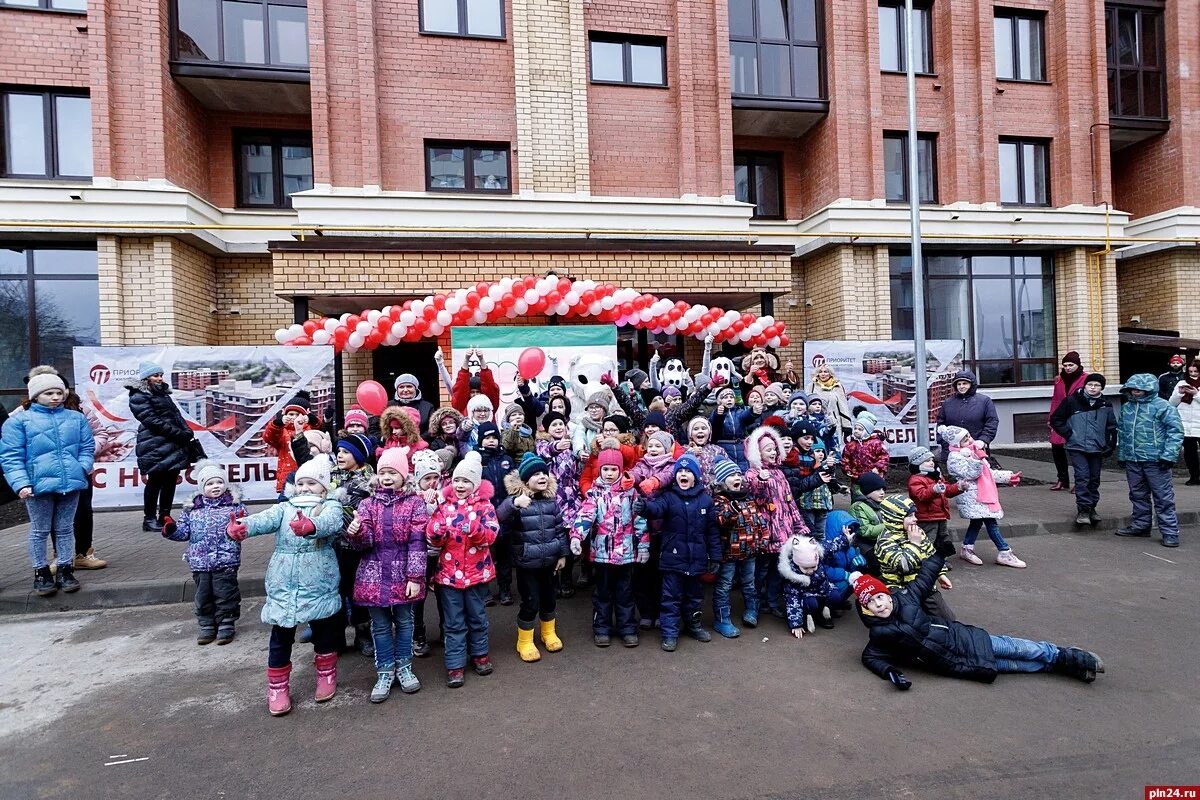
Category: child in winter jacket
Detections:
[
  {"x1": 643, "y1": 454, "x2": 721, "y2": 652},
  {"x1": 0, "y1": 366, "x2": 94, "y2": 597},
  {"x1": 498, "y1": 453, "x2": 569, "y2": 662},
  {"x1": 682, "y1": 416, "x2": 732, "y2": 487},
  {"x1": 262, "y1": 391, "x2": 321, "y2": 498},
  {"x1": 572, "y1": 391, "x2": 610, "y2": 458},
  {"x1": 573, "y1": 448, "x2": 648, "y2": 647},
  {"x1": 458, "y1": 394, "x2": 497, "y2": 456},
  {"x1": 941, "y1": 425, "x2": 1026, "y2": 569},
  {"x1": 378, "y1": 406, "x2": 427, "y2": 456},
  {"x1": 776, "y1": 534, "x2": 844, "y2": 637},
  {"x1": 841, "y1": 411, "x2": 890, "y2": 486},
  {"x1": 710, "y1": 386, "x2": 757, "y2": 469},
  {"x1": 410, "y1": 449, "x2": 447, "y2": 658},
  {"x1": 805, "y1": 397, "x2": 842, "y2": 457},
  {"x1": 850, "y1": 472, "x2": 888, "y2": 570},
  {"x1": 536, "y1": 411, "x2": 583, "y2": 594},
  {"x1": 475, "y1": 422, "x2": 515, "y2": 605},
  {"x1": 852, "y1": 558, "x2": 1105, "y2": 690},
  {"x1": 1117, "y1": 373, "x2": 1184, "y2": 547},
  {"x1": 745, "y1": 426, "x2": 809, "y2": 617},
  {"x1": 632, "y1": 431, "x2": 678, "y2": 497},
  {"x1": 579, "y1": 416, "x2": 640, "y2": 495},
  {"x1": 226, "y1": 457, "x2": 345, "y2": 716},
  {"x1": 162, "y1": 460, "x2": 247, "y2": 644},
  {"x1": 425, "y1": 451, "x2": 500, "y2": 687},
  {"x1": 330, "y1": 433, "x2": 377, "y2": 657},
  {"x1": 789, "y1": 420, "x2": 833, "y2": 533},
  {"x1": 905, "y1": 446, "x2": 965, "y2": 558},
  {"x1": 425, "y1": 406, "x2": 464, "y2": 456},
  {"x1": 784, "y1": 391, "x2": 809, "y2": 427},
  {"x1": 873, "y1": 494, "x2": 954, "y2": 620},
  {"x1": 1051, "y1": 373, "x2": 1117, "y2": 527},
  {"x1": 711, "y1": 459, "x2": 769, "y2": 638},
  {"x1": 343, "y1": 447, "x2": 430, "y2": 704},
  {"x1": 501, "y1": 402, "x2": 537, "y2": 461},
  {"x1": 820, "y1": 510, "x2": 867, "y2": 609}
]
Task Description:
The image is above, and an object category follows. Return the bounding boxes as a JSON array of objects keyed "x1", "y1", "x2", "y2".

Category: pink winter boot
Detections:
[
  {"x1": 267, "y1": 664, "x2": 292, "y2": 716},
  {"x1": 314, "y1": 652, "x2": 338, "y2": 702}
]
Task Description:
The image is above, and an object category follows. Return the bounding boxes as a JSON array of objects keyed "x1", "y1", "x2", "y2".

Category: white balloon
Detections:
[
  {"x1": 505, "y1": 307, "x2": 519, "y2": 319},
  {"x1": 436, "y1": 310, "x2": 452, "y2": 326},
  {"x1": 323, "y1": 318, "x2": 339, "y2": 333},
  {"x1": 749, "y1": 322, "x2": 764, "y2": 337},
  {"x1": 473, "y1": 309, "x2": 488, "y2": 324},
  {"x1": 738, "y1": 329, "x2": 752, "y2": 343},
  {"x1": 312, "y1": 330, "x2": 331, "y2": 345},
  {"x1": 514, "y1": 300, "x2": 529, "y2": 315},
  {"x1": 339, "y1": 313, "x2": 351, "y2": 325},
  {"x1": 665, "y1": 324, "x2": 677, "y2": 335},
  {"x1": 588, "y1": 302, "x2": 602, "y2": 316},
  {"x1": 707, "y1": 323, "x2": 721, "y2": 337},
  {"x1": 411, "y1": 300, "x2": 425, "y2": 316},
  {"x1": 391, "y1": 322, "x2": 406, "y2": 338},
  {"x1": 564, "y1": 291, "x2": 580, "y2": 306},
  {"x1": 367, "y1": 310, "x2": 382, "y2": 324},
  {"x1": 275, "y1": 329, "x2": 290, "y2": 343},
  {"x1": 759, "y1": 315, "x2": 775, "y2": 327},
  {"x1": 523, "y1": 289, "x2": 539, "y2": 305},
  {"x1": 768, "y1": 336, "x2": 782, "y2": 348},
  {"x1": 553, "y1": 302, "x2": 569, "y2": 316},
  {"x1": 399, "y1": 310, "x2": 416, "y2": 327},
  {"x1": 478, "y1": 297, "x2": 495, "y2": 313},
  {"x1": 352, "y1": 321, "x2": 368, "y2": 336},
  {"x1": 499, "y1": 277, "x2": 514, "y2": 291},
  {"x1": 428, "y1": 322, "x2": 444, "y2": 336},
  {"x1": 446, "y1": 298, "x2": 462, "y2": 314},
  {"x1": 348, "y1": 331, "x2": 365, "y2": 348},
  {"x1": 601, "y1": 296, "x2": 615, "y2": 310},
  {"x1": 488, "y1": 285, "x2": 504, "y2": 301}
]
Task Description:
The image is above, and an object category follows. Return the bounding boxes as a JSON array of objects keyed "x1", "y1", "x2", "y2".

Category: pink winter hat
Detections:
[
  {"x1": 377, "y1": 446, "x2": 411, "y2": 477},
  {"x1": 596, "y1": 448, "x2": 624, "y2": 471},
  {"x1": 344, "y1": 405, "x2": 369, "y2": 429}
]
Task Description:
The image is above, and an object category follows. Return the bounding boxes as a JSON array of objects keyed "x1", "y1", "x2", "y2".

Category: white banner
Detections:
[
  {"x1": 803, "y1": 340, "x2": 964, "y2": 457},
  {"x1": 74, "y1": 346, "x2": 336, "y2": 508}
]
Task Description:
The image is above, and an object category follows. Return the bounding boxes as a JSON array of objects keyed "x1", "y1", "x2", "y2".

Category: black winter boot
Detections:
[
  {"x1": 57, "y1": 565, "x2": 81, "y2": 593},
  {"x1": 33, "y1": 567, "x2": 57, "y2": 597},
  {"x1": 1074, "y1": 507, "x2": 1091, "y2": 526},
  {"x1": 684, "y1": 611, "x2": 711, "y2": 643},
  {"x1": 142, "y1": 517, "x2": 163, "y2": 532},
  {"x1": 1088, "y1": 507, "x2": 1102, "y2": 526},
  {"x1": 1052, "y1": 647, "x2": 1104, "y2": 683},
  {"x1": 354, "y1": 623, "x2": 375, "y2": 657}
]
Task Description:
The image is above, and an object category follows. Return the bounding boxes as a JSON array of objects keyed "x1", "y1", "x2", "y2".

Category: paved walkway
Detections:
[{"x1": 3, "y1": 466, "x2": 1197, "y2": 614}]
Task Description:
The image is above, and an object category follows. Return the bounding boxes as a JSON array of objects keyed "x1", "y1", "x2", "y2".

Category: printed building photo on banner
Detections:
[
  {"x1": 803, "y1": 340, "x2": 964, "y2": 456},
  {"x1": 449, "y1": 325, "x2": 618, "y2": 412},
  {"x1": 74, "y1": 346, "x2": 336, "y2": 507}
]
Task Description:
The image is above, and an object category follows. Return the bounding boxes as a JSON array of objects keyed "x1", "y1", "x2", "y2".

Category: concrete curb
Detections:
[{"x1": 1, "y1": 512, "x2": 1192, "y2": 615}]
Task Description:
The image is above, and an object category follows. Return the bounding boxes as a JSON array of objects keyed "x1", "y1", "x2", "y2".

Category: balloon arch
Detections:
[{"x1": 275, "y1": 274, "x2": 789, "y2": 356}]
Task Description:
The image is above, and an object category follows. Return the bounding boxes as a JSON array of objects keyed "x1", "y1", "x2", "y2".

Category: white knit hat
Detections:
[
  {"x1": 411, "y1": 449, "x2": 443, "y2": 482},
  {"x1": 936, "y1": 424, "x2": 970, "y2": 446},
  {"x1": 452, "y1": 450, "x2": 483, "y2": 488},
  {"x1": 193, "y1": 459, "x2": 225, "y2": 488},
  {"x1": 294, "y1": 456, "x2": 332, "y2": 491},
  {"x1": 466, "y1": 393, "x2": 494, "y2": 417},
  {"x1": 27, "y1": 365, "x2": 66, "y2": 400}
]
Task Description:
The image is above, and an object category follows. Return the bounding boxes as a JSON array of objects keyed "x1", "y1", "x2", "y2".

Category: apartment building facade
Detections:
[{"x1": 0, "y1": 0, "x2": 1190, "y2": 442}]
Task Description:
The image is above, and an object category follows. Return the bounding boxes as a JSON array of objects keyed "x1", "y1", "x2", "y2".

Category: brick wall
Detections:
[
  {"x1": 0, "y1": 7, "x2": 89, "y2": 87},
  {"x1": 1053, "y1": 247, "x2": 1118, "y2": 375},
  {"x1": 794, "y1": 245, "x2": 891, "y2": 340},
  {"x1": 215, "y1": 255, "x2": 295, "y2": 345},
  {"x1": 1117, "y1": 250, "x2": 1200, "y2": 340}
]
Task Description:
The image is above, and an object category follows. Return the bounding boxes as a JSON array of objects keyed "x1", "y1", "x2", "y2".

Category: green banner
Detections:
[{"x1": 450, "y1": 325, "x2": 616, "y2": 349}]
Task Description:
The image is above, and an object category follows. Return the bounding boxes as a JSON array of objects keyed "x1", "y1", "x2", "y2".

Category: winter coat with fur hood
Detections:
[
  {"x1": 745, "y1": 426, "x2": 809, "y2": 553},
  {"x1": 127, "y1": 378, "x2": 195, "y2": 476},
  {"x1": 344, "y1": 486, "x2": 430, "y2": 606},
  {"x1": 573, "y1": 476, "x2": 648, "y2": 566},
  {"x1": 426, "y1": 481, "x2": 500, "y2": 589},
  {"x1": 163, "y1": 486, "x2": 247, "y2": 572},
  {"x1": 378, "y1": 406, "x2": 428, "y2": 455},
  {"x1": 497, "y1": 473, "x2": 569, "y2": 569},
  {"x1": 425, "y1": 407, "x2": 464, "y2": 452},
  {"x1": 777, "y1": 535, "x2": 835, "y2": 631}
]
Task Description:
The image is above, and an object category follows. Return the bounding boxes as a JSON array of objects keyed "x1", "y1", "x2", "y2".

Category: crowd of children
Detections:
[{"x1": 0, "y1": 351, "x2": 1105, "y2": 715}]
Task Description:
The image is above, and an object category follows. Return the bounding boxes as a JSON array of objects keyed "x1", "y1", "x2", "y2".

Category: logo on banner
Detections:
[
  {"x1": 811, "y1": 354, "x2": 826, "y2": 368},
  {"x1": 89, "y1": 364, "x2": 112, "y2": 384}
]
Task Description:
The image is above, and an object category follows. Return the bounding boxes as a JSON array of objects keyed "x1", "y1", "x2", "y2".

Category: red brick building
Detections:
[{"x1": 0, "y1": 0, "x2": 1190, "y2": 441}]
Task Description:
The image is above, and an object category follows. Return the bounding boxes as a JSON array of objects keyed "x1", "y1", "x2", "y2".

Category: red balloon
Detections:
[
  {"x1": 365, "y1": 332, "x2": 383, "y2": 349},
  {"x1": 546, "y1": 291, "x2": 561, "y2": 306},
  {"x1": 476, "y1": 281, "x2": 490, "y2": 295},
  {"x1": 302, "y1": 320, "x2": 319, "y2": 335},
  {"x1": 356, "y1": 380, "x2": 389, "y2": 414},
  {"x1": 557, "y1": 278, "x2": 572, "y2": 293},
  {"x1": 620, "y1": 303, "x2": 634, "y2": 316},
  {"x1": 389, "y1": 306, "x2": 402, "y2": 321},
  {"x1": 780, "y1": 334, "x2": 790, "y2": 347},
  {"x1": 517, "y1": 347, "x2": 547, "y2": 379},
  {"x1": 580, "y1": 290, "x2": 595, "y2": 305},
  {"x1": 332, "y1": 328, "x2": 349, "y2": 346},
  {"x1": 431, "y1": 294, "x2": 446, "y2": 308},
  {"x1": 377, "y1": 317, "x2": 391, "y2": 332},
  {"x1": 423, "y1": 305, "x2": 437, "y2": 321},
  {"x1": 294, "y1": 335, "x2": 312, "y2": 346},
  {"x1": 465, "y1": 292, "x2": 479, "y2": 309},
  {"x1": 346, "y1": 315, "x2": 361, "y2": 329}
]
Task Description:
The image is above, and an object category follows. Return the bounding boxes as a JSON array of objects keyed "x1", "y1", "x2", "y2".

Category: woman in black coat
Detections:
[
  {"x1": 126, "y1": 362, "x2": 196, "y2": 531},
  {"x1": 855, "y1": 554, "x2": 1104, "y2": 689}
]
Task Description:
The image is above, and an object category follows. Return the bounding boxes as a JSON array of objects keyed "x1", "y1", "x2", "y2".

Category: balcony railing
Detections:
[{"x1": 171, "y1": 0, "x2": 310, "y2": 81}]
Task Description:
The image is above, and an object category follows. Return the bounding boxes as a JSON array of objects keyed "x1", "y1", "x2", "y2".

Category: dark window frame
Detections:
[
  {"x1": 418, "y1": 0, "x2": 507, "y2": 41},
  {"x1": 883, "y1": 130, "x2": 939, "y2": 204},
  {"x1": 994, "y1": 8, "x2": 1047, "y2": 82},
  {"x1": 878, "y1": 0, "x2": 934, "y2": 75},
  {"x1": 730, "y1": 0, "x2": 827, "y2": 101},
  {"x1": 889, "y1": 250, "x2": 1057, "y2": 387},
  {"x1": 588, "y1": 32, "x2": 669, "y2": 88},
  {"x1": 0, "y1": 0, "x2": 86, "y2": 12},
  {"x1": 169, "y1": 0, "x2": 310, "y2": 72},
  {"x1": 0, "y1": 87, "x2": 91, "y2": 180},
  {"x1": 232, "y1": 128, "x2": 314, "y2": 210},
  {"x1": 734, "y1": 150, "x2": 785, "y2": 220},
  {"x1": 0, "y1": 242, "x2": 99, "y2": 406},
  {"x1": 998, "y1": 136, "x2": 1051, "y2": 206},
  {"x1": 1105, "y1": 3, "x2": 1166, "y2": 119},
  {"x1": 424, "y1": 140, "x2": 513, "y2": 195}
]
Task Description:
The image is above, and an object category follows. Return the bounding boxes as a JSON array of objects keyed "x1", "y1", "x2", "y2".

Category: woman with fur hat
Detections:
[
  {"x1": 852, "y1": 556, "x2": 1105, "y2": 690},
  {"x1": 226, "y1": 457, "x2": 346, "y2": 715},
  {"x1": 162, "y1": 460, "x2": 248, "y2": 644},
  {"x1": 127, "y1": 361, "x2": 199, "y2": 529},
  {"x1": 426, "y1": 451, "x2": 500, "y2": 688},
  {"x1": 1, "y1": 365, "x2": 94, "y2": 596},
  {"x1": 745, "y1": 425, "x2": 810, "y2": 617},
  {"x1": 498, "y1": 453, "x2": 570, "y2": 662},
  {"x1": 343, "y1": 446, "x2": 430, "y2": 703},
  {"x1": 941, "y1": 425, "x2": 1026, "y2": 568}
]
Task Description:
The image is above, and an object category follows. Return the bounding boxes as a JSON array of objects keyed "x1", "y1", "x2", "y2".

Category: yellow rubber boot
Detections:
[
  {"x1": 539, "y1": 618, "x2": 563, "y2": 653},
  {"x1": 516, "y1": 625, "x2": 541, "y2": 662}
]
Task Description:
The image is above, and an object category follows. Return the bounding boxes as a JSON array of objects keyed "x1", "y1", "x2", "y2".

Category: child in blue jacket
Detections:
[
  {"x1": 643, "y1": 454, "x2": 721, "y2": 652},
  {"x1": 163, "y1": 460, "x2": 248, "y2": 645},
  {"x1": 821, "y1": 510, "x2": 867, "y2": 608}
]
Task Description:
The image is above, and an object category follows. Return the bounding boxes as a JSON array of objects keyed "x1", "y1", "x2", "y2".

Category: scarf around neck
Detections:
[{"x1": 953, "y1": 442, "x2": 999, "y2": 510}]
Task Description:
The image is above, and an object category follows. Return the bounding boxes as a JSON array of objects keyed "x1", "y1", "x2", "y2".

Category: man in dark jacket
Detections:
[
  {"x1": 1050, "y1": 373, "x2": 1117, "y2": 526},
  {"x1": 1158, "y1": 354, "x2": 1187, "y2": 400},
  {"x1": 643, "y1": 454, "x2": 721, "y2": 652},
  {"x1": 936, "y1": 369, "x2": 999, "y2": 450},
  {"x1": 854, "y1": 555, "x2": 1104, "y2": 689}
]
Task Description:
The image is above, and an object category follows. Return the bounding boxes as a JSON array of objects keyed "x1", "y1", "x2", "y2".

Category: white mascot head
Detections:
[
  {"x1": 658, "y1": 358, "x2": 693, "y2": 390},
  {"x1": 567, "y1": 354, "x2": 616, "y2": 411}
]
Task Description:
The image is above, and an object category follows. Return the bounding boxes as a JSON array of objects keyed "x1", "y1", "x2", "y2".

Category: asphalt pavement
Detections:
[{"x1": 0, "y1": 533, "x2": 1196, "y2": 800}]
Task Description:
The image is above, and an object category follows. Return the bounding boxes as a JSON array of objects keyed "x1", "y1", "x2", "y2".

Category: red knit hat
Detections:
[
  {"x1": 597, "y1": 448, "x2": 624, "y2": 471},
  {"x1": 852, "y1": 573, "x2": 890, "y2": 606}
]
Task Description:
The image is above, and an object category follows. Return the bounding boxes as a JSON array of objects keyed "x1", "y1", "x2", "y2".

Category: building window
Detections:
[
  {"x1": 878, "y1": 1, "x2": 933, "y2": 74},
  {"x1": 425, "y1": 142, "x2": 511, "y2": 193},
  {"x1": 589, "y1": 34, "x2": 667, "y2": 87},
  {"x1": 0, "y1": 0, "x2": 86, "y2": 9},
  {"x1": 890, "y1": 251, "x2": 1056, "y2": 385},
  {"x1": 729, "y1": 0, "x2": 824, "y2": 100},
  {"x1": 0, "y1": 89, "x2": 92, "y2": 179},
  {"x1": 994, "y1": 10, "x2": 1045, "y2": 81},
  {"x1": 234, "y1": 130, "x2": 313, "y2": 209},
  {"x1": 420, "y1": 0, "x2": 504, "y2": 38},
  {"x1": 734, "y1": 151, "x2": 783, "y2": 219},
  {"x1": 998, "y1": 138, "x2": 1050, "y2": 206},
  {"x1": 1106, "y1": 4, "x2": 1165, "y2": 119},
  {"x1": 883, "y1": 131, "x2": 937, "y2": 203},
  {"x1": 172, "y1": 0, "x2": 309, "y2": 69},
  {"x1": 0, "y1": 245, "x2": 100, "y2": 411}
]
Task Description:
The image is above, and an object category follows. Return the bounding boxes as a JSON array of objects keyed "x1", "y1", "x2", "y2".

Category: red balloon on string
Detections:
[
  {"x1": 517, "y1": 347, "x2": 546, "y2": 380},
  {"x1": 355, "y1": 380, "x2": 389, "y2": 415}
]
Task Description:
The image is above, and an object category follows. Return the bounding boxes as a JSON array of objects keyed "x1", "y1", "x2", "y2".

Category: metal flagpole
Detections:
[{"x1": 905, "y1": 0, "x2": 930, "y2": 446}]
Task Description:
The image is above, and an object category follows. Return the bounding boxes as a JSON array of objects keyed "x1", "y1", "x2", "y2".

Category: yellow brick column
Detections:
[
  {"x1": 1054, "y1": 247, "x2": 1118, "y2": 375},
  {"x1": 511, "y1": 0, "x2": 590, "y2": 194}
]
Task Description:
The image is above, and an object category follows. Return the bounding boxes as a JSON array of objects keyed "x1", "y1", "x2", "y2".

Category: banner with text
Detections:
[
  {"x1": 803, "y1": 340, "x2": 965, "y2": 457},
  {"x1": 74, "y1": 345, "x2": 336, "y2": 508}
]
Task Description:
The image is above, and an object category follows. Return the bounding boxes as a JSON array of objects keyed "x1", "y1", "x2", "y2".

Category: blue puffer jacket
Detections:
[
  {"x1": 0, "y1": 404, "x2": 94, "y2": 495},
  {"x1": 1118, "y1": 373, "x2": 1184, "y2": 463},
  {"x1": 822, "y1": 510, "x2": 866, "y2": 603},
  {"x1": 644, "y1": 482, "x2": 720, "y2": 576}
]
